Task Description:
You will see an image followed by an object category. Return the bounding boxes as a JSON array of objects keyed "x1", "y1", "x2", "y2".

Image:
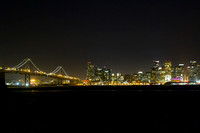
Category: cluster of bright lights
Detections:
[
  {"x1": 196, "y1": 80, "x2": 200, "y2": 83},
  {"x1": 25, "y1": 83, "x2": 29, "y2": 86}
]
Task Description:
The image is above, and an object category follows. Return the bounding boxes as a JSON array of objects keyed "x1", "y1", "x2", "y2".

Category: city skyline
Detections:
[
  {"x1": 1, "y1": 58, "x2": 200, "y2": 80},
  {"x1": 2, "y1": 58, "x2": 200, "y2": 86},
  {"x1": 2, "y1": 2, "x2": 200, "y2": 132},
  {"x1": 86, "y1": 60, "x2": 200, "y2": 85},
  {"x1": 1, "y1": 1, "x2": 200, "y2": 79}
]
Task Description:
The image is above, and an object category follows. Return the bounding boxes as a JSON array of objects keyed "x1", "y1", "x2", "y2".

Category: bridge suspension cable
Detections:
[
  {"x1": 51, "y1": 66, "x2": 61, "y2": 74},
  {"x1": 12, "y1": 58, "x2": 71, "y2": 77},
  {"x1": 51, "y1": 66, "x2": 69, "y2": 76},
  {"x1": 28, "y1": 59, "x2": 42, "y2": 72},
  {"x1": 61, "y1": 67, "x2": 69, "y2": 76},
  {"x1": 12, "y1": 58, "x2": 29, "y2": 69},
  {"x1": 12, "y1": 58, "x2": 42, "y2": 72}
]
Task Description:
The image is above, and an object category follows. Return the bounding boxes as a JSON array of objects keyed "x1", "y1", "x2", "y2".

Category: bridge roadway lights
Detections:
[
  {"x1": 57, "y1": 78, "x2": 79, "y2": 85},
  {"x1": 69, "y1": 79, "x2": 80, "y2": 86}
]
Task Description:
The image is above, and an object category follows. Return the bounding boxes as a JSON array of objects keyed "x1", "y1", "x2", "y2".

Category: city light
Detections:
[
  {"x1": 31, "y1": 79, "x2": 35, "y2": 82},
  {"x1": 1, "y1": 58, "x2": 200, "y2": 86},
  {"x1": 85, "y1": 60, "x2": 200, "y2": 86},
  {"x1": 138, "y1": 71, "x2": 143, "y2": 74}
]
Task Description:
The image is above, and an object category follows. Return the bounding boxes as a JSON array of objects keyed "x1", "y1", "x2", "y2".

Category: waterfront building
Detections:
[
  {"x1": 111, "y1": 73, "x2": 116, "y2": 85},
  {"x1": 86, "y1": 62, "x2": 112, "y2": 84},
  {"x1": 158, "y1": 67, "x2": 165, "y2": 84},
  {"x1": 137, "y1": 71, "x2": 143, "y2": 81},
  {"x1": 187, "y1": 61, "x2": 198, "y2": 82},
  {"x1": 150, "y1": 60, "x2": 160, "y2": 83},
  {"x1": 173, "y1": 64, "x2": 185, "y2": 82},
  {"x1": 86, "y1": 62, "x2": 95, "y2": 82},
  {"x1": 197, "y1": 65, "x2": 200, "y2": 81},
  {"x1": 124, "y1": 74, "x2": 133, "y2": 83},
  {"x1": 116, "y1": 73, "x2": 124, "y2": 84},
  {"x1": 163, "y1": 60, "x2": 172, "y2": 82},
  {"x1": 142, "y1": 72, "x2": 151, "y2": 84},
  {"x1": 132, "y1": 74, "x2": 138, "y2": 82},
  {"x1": 94, "y1": 67, "x2": 103, "y2": 83},
  {"x1": 146, "y1": 72, "x2": 151, "y2": 83},
  {"x1": 103, "y1": 68, "x2": 112, "y2": 84}
]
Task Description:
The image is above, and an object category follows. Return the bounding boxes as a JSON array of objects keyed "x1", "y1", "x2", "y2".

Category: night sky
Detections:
[{"x1": 1, "y1": 0, "x2": 200, "y2": 79}]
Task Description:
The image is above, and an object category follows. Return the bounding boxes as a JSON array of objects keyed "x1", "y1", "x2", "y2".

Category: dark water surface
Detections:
[{"x1": 1, "y1": 86, "x2": 200, "y2": 133}]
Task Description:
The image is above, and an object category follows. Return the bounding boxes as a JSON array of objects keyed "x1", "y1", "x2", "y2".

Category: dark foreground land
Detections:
[{"x1": 1, "y1": 85, "x2": 200, "y2": 133}]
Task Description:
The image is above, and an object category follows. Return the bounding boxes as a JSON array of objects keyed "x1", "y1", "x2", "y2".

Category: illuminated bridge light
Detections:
[{"x1": 2, "y1": 58, "x2": 80, "y2": 86}]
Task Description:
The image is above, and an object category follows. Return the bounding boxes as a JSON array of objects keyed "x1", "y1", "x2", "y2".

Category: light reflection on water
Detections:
[
  {"x1": 9, "y1": 85, "x2": 200, "y2": 93},
  {"x1": 12, "y1": 89, "x2": 200, "y2": 93}
]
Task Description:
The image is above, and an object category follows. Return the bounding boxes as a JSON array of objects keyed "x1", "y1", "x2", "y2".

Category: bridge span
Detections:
[{"x1": 0, "y1": 58, "x2": 80, "y2": 86}]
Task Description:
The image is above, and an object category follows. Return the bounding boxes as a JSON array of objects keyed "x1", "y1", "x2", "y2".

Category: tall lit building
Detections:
[
  {"x1": 172, "y1": 64, "x2": 185, "y2": 82},
  {"x1": 146, "y1": 72, "x2": 151, "y2": 83},
  {"x1": 187, "y1": 61, "x2": 198, "y2": 82},
  {"x1": 163, "y1": 60, "x2": 172, "y2": 82},
  {"x1": 103, "y1": 68, "x2": 112, "y2": 84},
  {"x1": 197, "y1": 65, "x2": 200, "y2": 81},
  {"x1": 86, "y1": 62, "x2": 95, "y2": 81},
  {"x1": 111, "y1": 73, "x2": 116, "y2": 84},
  {"x1": 151, "y1": 60, "x2": 159, "y2": 83},
  {"x1": 86, "y1": 62, "x2": 112, "y2": 84},
  {"x1": 116, "y1": 73, "x2": 124, "y2": 84},
  {"x1": 124, "y1": 74, "x2": 133, "y2": 83},
  {"x1": 158, "y1": 67, "x2": 165, "y2": 84},
  {"x1": 132, "y1": 74, "x2": 138, "y2": 82},
  {"x1": 177, "y1": 64, "x2": 185, "y2": 82},
  {"x1": 137, "y1": 71, "x2": 143, "y2": 81},
  {"x1": 153, "y1": 60, "x2": 159, "y2": 69},
  {"x1": 94, "y1": 67, "x2": 103, "y2": 82}
]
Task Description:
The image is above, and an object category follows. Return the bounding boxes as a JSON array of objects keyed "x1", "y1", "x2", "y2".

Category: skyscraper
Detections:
[
  {"x1": 151, "y1": 61, "x2": 160, "y2": 84},
  {"x1": 86, "y1": 62, "x2": 95, "y2": 82},
  {"x1": 197, "y1": 65, "x2": 200, "y2": 81},
  {"x1": 137, "y1": 71, "x2": 143, "y2": 81},
  {"x1": 163, "y1": 60, "x2": 172, "y2": 82},
  {"x1": 116, "y1": 73, "x2": 124, "y2": 84},
  {"x1": 158, "y1": 67, "x2": 165, "y2": 84},
  {"x1": 172, "y1": 64, "x2": 185, "y2": 82},
  {"x1": 187, "y1": 61, "x2": 198, "y2": 82},
  {"x1": 124, "y1": 74, "x2": 133, "y2": 83},
  {"x1": 86, "y1": 62, "x2": 112, "y2": 84},
  {"x1": 103, "y1": 68, "x2": 112, "y2": 84},
  {"x1": 146, "y1": 72, "x2": 151, "y2": 83},
  {"x1": 153, "y1": 61, "x2": 159, "y2": 69}
]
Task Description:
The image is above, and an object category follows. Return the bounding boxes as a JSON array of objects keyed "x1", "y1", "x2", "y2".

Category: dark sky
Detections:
[{"x1": 0, "y1": 0, "x2": 200, "y2": 79}]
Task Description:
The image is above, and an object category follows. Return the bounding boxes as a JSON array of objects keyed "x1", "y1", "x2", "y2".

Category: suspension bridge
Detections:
[{"x1": 0, "y1": 58, "x2": 80, "y2": 86}]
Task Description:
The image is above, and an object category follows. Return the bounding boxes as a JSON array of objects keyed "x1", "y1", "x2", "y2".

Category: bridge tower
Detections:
[
  {"x1": 57, "y1": 78, "x2": 63, "y2": 85},
  {"x1": 25, "y1": 61, "x2": 31, "y2": 86},
  {"x1": 12, "y1": 58, "x2": 42, "y2": 87},
  {"x1": 51, "y1": 66, "x2": 69, "y2": 85}
]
